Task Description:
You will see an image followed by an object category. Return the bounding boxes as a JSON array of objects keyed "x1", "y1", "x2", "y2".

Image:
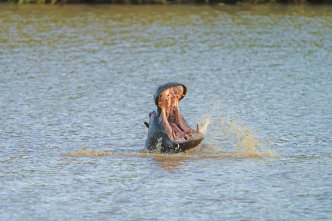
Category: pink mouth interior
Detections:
[{"x1": 157, "y1": 85, "x2": 199, "y2": 142}]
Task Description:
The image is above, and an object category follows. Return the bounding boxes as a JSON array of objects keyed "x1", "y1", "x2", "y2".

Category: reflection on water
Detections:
[
  {"x1": 1, "y1": 4, "x2": 331, "y2": 221},
  {"x1": 65, "y1": 115, "x2": 277, "y2": 175}
]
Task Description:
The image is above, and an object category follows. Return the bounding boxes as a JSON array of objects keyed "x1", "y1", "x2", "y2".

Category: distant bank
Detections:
[{"x1": 2, "y1": 0, "x2": 332, "y2": 4}]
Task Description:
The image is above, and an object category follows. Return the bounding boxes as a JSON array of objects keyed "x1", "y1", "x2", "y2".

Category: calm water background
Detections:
[{"x1": 1, "y1": 4, "x2": 331, "y2": 220}]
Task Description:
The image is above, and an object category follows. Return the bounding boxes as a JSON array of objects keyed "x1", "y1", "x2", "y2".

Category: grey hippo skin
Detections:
[{"x1": 144, "y1": 82, "x2": 204, "y2": 153}]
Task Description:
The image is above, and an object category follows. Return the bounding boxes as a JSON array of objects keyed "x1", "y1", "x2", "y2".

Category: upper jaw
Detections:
[{"x1": 154, "y1": 82, "x2": 187, "y2": 107}]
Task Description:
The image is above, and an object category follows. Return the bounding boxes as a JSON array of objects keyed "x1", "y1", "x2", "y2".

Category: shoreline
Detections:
[{"x1": 2, "y1": 0, "x2": 332, "y2": 5}]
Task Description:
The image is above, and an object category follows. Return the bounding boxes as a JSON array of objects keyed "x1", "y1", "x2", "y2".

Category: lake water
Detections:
[{"x1": 0, "y1": 4, "x2": 331, "y2": 220}]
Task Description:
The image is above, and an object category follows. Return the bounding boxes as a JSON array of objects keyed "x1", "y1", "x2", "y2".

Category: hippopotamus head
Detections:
[{"x1": 144, "y1": 82, "x2": 204, "y2": 153}]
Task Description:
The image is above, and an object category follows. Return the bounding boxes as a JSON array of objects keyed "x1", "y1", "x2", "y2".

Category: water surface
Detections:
[{"x1": 0, "y1": 4, "x2": 331, "y2": 220}]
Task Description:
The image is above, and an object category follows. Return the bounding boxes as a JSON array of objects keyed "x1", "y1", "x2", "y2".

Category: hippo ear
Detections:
[{"x1": 144, "y1": 122, "x2": 149, "y2": 128}]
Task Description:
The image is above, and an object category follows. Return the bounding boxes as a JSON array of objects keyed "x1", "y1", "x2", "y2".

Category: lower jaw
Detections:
[{"x1": 162, "y1": 134, "x2": 204, "y2": 153}]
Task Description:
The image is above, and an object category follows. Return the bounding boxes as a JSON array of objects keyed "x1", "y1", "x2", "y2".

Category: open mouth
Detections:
[
  {"x1": 154, "y1": 83, "x2": 204, "y2": 149},
  {"x1": 145, "y1": 82, "x2": 204, "y2": 153}
]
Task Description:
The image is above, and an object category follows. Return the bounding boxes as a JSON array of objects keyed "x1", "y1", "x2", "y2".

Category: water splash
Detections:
[
  {"x1": 218, "y1": 119, "x2": 277, "y2": 157},
  {"x1": 64, "y1": 118, "x2": 276, "y2": 159},
  {"x1": 196, "y1": 97, "x2": 277, "y2": 158},
  {"x1": 199, "y1": 117, "x2": 211, "y2": 136},
  {"x1": 64, "y1": 98, "x2": 276, "y2": 159}
]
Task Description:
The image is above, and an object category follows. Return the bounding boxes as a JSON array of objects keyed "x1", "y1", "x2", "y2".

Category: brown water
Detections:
[{"x1": 0, "y1": 4, "x2": 331, "y2": 220}]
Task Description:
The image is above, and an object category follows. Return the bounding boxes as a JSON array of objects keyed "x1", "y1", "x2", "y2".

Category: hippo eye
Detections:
[{"x1": 149, "y1": 111, "x2": 154, "y2": 118}]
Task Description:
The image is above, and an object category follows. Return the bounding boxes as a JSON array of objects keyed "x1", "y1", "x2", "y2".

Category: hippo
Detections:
[{"x1": 144, "y1": 82, "x2": 204, "y2": 153}]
